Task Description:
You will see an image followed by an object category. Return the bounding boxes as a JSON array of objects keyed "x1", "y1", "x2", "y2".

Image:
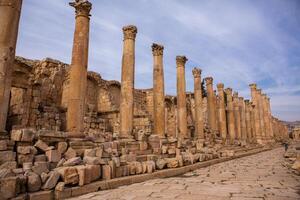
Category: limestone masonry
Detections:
[{"x1": 0, "y1": 0, "x2": 290, "y2": 199}]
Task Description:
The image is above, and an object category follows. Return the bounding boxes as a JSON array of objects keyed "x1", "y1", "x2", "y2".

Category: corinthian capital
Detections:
[
  {"x1": 122, "y1": 25, "x2": 138, "y2": 40},
  {"x1": 176, "y1": 56, "x2": 188, "y2": 66},
  {"x1": 69, "y1": 0, "x2": 92, "y2": 18},
  {"x1": 217, "y1": 83, "x2": 224, "y2": 90},
  {"x1": 225, "y1": 88, "x2": 232, "y2": 95},
  {"x1": 152, "y1": 43, "x2": 164, "y2": 56},
  {"x1": 192, "y1": 67, "x2": 202, "y2": 78},
  {"x1": 205, "y1": 77, "x2": 213, "y2": 85},
  {"x1": 249, "y1": 83, "x2": 257, "y2": 90}
]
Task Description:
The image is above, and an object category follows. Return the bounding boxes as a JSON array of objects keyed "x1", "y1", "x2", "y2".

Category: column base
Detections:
[
  {"x1": 66, "y1": 131, "x2": 85, "y2": 138},
  {"x1": 0, "y1": 130, "x2": 9, "y2": 140}
]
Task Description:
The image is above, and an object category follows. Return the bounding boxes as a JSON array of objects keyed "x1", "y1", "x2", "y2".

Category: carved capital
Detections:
[
  {"x1": 122, "y1": 25, "x2": 137, "y2": 40},
  {"x1": 233, "y1": 92, "x2": 238, "y2": 98},
  {"x1": 238, "y1": 97, "x2": 244, "y2": 101},
  {"x1": 217, "y1": 83, "x2": 224, "y2": 90},
  {"x1": 192, "y1": 67, "x2": 201, "y2": 78},
  {"x1": 176, "y1": 56, "x2": 188, "y2": 66},
  {"x1": 249, "y1": 83, "x2": 257, "y2": 90},
  {"x1": 245, "y1": 99, "x2": 250, "y2": 104},
  {"x1": 152, "y1": 43, "x2": 164, "y2": 56},
  {"x1": 69, "y1": 0, "x2": 92, "y2": 18},
  {"x1": 205, "y1": 77, "x2": 213, "y2": 85},
  {"x1": 225, "y1": 88, "x2": 232, "y2": 95},
  {"x1": 256, "y1": 89, "x2": 262, "y2": 94}
]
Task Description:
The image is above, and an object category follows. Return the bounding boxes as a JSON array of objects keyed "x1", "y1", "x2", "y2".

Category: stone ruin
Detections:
[{"x1": 0, "y1": 0, "x2": 290, "y2": 199}]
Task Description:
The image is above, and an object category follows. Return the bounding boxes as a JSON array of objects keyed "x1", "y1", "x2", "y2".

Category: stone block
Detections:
[
  {"x1": 32, "y1": 162, "x2": 49, "y2": 175},
  {"x1": 28, "y1": 190, "x2": 54, "y2": 200},
  {"x1": 63, "y1": 157, "x2": 82, "y2": 167},
  {"x1": 42, "y1": 171, "x2": 60, "y2": 190},
  {"x1": 0, "y1": 140, "x2": 8, "y2": 151},
  {"x1": 56, "y1": 167, "x2": 79, "y2": 185},
  {"x1": 34, "y1": 140, "x2": 49, "y2": 152},
  {"x1": 23, "y1": 162, "x2": 33, "y2": 171},
  {"x1": 11, "y1": 129, "x2": 22, "y2": 141},
  {"x1": 166, "y1": 158, "x2": 178, "y2": 168},
  {"x1": 21, "y1": 129, "x2": 35, "y2": 142},
  {"x1": 35, "y1": 155, "x2": 47, "y2": 162},
  {"x1": 0, "y1": 151, "x2": 16, "y2": 164},
  {"x1": 27, "y1": 172, "x2": 42, "y2": 192},
  {"x1": 18, "y1": 154, "x2": 34, "y2": 166},
  {"x1": 0, "y1": 176, "x2": 19, "y2": 199},
  {"x1": 102, "y1": 165, "x2": 111, "y2": 180},
  {"x1": 17, "y1": 146, "x2": 37, "y2": 155},
  {"x1": 41, "y1": 172, "x2": 49, "y2": 183},
  {"x1": 46, "y1": 150, "x2": 61, "y2": 163},
  {"x1": 56, "y1": 158, "x2": 66, "y2": 168},
  {"x1": 0, "y1": 161, "x2": 17, "y2": 170},
  {"x1": 57, "y1": 142, "x2": 68, "y2": 154},
  {"x1": 156, "y1": 158, "x2": 167, "y2": 170},
  {"x1": 84, "y1": 149, "x2": 96, "y2": 157},
  {"x1": 64, "y1": 147, "x2": 77, "y2": 160},
  {"x1": 83, "y1": 156, "x2": 103, "y2": 165},
  {"x1": 135, "y1": 162, "x2": 143, "y2": 174}
]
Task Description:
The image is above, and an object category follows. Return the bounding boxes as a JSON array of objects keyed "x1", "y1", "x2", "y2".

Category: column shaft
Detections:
[
  {"x1": 257, "y1": 89, "x2": 266, "y2": 140},
  {"x1": 119, "y1": 25, "x2": 137, "y2": 139},
  {"x1": 245, "y1": 100, "x2": 252, "y2": 142},
  {"x1": 233, "y1": 92, "x2": 241, "y2": 140},
  {"x1": 192, "y1": 68, "x2": 204, "y2": 139},
  {"x1": 205, "y1": 77, "x2": 217, "y2": 132},
  {"x1": 67, "y1": 0, "x2": 92, "y2": 137},
  {"x1": 239, "y1": 97, "x2": 247, "y2": 141},
  {"x1": 0, "y1": 0, "x2": 22, "y2": 132},
  {"x1": 249, "y1": 84, "x2": 262, "y2": 142},
  {"x1": 176, "y1": 56, "x2": 188, "y2": 139},
  {"x1": 217, "y1": 83, "x2": 227, "y2": 139},
  {"x1": 152, "y1": 43, "x2": 165, "y2": 138},
  {"x1": 225, "y1": 88, "x2": 235, "y2": 142}
]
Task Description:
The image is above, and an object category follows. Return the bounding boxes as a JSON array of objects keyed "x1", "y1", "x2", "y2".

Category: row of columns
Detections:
[{"x1": 0, "y1": 0, "x2": 289, "y2": 143}]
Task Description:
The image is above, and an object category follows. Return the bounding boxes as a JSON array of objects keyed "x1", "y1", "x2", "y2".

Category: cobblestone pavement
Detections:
[{"x1": 70, "y1": 148, "x2": 300, "y2": 200}]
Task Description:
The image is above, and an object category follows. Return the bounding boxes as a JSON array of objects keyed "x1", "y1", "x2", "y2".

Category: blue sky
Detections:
[{"x1": 16, "y1": 0, "x2": 300, "y2": 121}]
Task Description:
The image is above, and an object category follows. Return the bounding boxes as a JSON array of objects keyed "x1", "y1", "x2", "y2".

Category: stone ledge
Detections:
[{"x1": 54, "y1": 146, "x2": 273, "y2": 199}]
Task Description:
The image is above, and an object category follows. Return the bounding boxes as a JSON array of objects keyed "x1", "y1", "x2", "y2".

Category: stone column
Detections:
[
  {"x1": 233, "y1": 92, "x2": 241, "y2": 140},
  {"x1": 192, "y1": 68, "x2": 204, "y2": 140},
  {"x1": 67, "y1": 0, "x2": 92, "y2": 137},
  {"x1": 152, "y1": 43, "x2": 165, "y2": 138},
  {"x1": 250, "y1": 103, "x2": 256, "y2": 142},
  {"x1": 0, "y1": 0, "x2": 23, "y2": 133},
  {"x1": 225, "y1": 88, "x2": 235, "y2": 142},
  {"x1": 249, "y1": 84, "x2": 262, "y2": 143},
  {"x1": 245, "y1": 100, "x2": 252, "y2": 142},
  {"x1": 205, "y1": 77, "x2": 217, "y2": 133},
  {"x1": 217, "y1": 83, "x2": 227, "y2": 140},
  {"x1": 119, "y1": 25, "x2": 137, "y2": 139},
  {"x1": 176, "y1": 56, "x2": 188, "y2": 139},
  {"x1": 256, "y1": 89, "x2": 266, "y2": 141},
  {"x1": 239, "y1": 97, "x2": 247, "y2": 142},
  {"x1": 267, "y1": 97, "x2": 274, "y2": 140},
  {"x1": 262, "y1": 94, "x2": 270, "y2": 141}
]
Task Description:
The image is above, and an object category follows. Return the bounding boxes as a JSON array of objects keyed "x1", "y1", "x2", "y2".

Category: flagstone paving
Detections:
[{"x1": 70, "y1": 148, "x2": 300, "y2": 200}]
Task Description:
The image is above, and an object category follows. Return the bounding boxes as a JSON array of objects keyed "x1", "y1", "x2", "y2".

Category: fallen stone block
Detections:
[
  {"x1": 42, "y1": 171, "x2": 60, "y2": 190},
  {"x1": 166, "y1": 158, "x2": 178, "y2": 168},
  {"x1": 32, "y1": 162, "x2": 49, "y2": 175},
  {"x1": 57, "y1": 142, "x2": 68, "y2": 155},
  {"x1": 56, "y1": 158, "x2": 66, "y2": 168},
  {"x1": 23, "y1": 162, "x2": 33, "y2": 172},
  {"x1": 34, "y1": 140, "x2": 49, "y2": 152},
  {"x1": 0, "y1": 151, "x2": 16, "y2": 164},
  {"x1": 46, "y1": 150, "x2": 61, "y2": 163},
  {"x1": 27, "y1": 172, "x2": 42, "y2": 192},
  {"x1": 83, "y1": 156, "x2": 104, "y2": 165},
  {"x1": 0, "y1": 176, "x2": 20, "y2": 199},
  {"x1": 64, "y1": 147, "x2": 77, "y2": 160},
  {"x1": 0, "y1": 161, "x2": 17, "y2": 170},
  {"x1": 56, "y1": 167, "x2": 79, "y2": 185},
  {"x1": 156, "y1": 158, "x2": 167, "y2": 170},
  {"x1": 17, "y1": 146, "x2": 37, "y2": 155},
  {"x1": 84, "y1": 149, "x2": 96, "y2": 157},
  {"x1": 0, "y1": 168, "x2": 14, "y2": 178},
  {"x1": 41, "y1": 172, "x2": 49, "y2": 183},
  {"x1": 34, "y1": 155, "x2": 47, "y2": 162},
  {"x1": 63, "y1": 157, "x2": 82, "y2": 167},
  {"x1": 135, "y1": 161, "x2": 143, "y2": 174},
  {"x1": 18, "y1": 154, "x2": 34, "y2": 166}
]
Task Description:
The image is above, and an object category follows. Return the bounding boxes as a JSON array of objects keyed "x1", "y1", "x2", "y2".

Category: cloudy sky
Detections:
[{"x1": 16, "y1": 0, "x2": 300, "y2": 121}]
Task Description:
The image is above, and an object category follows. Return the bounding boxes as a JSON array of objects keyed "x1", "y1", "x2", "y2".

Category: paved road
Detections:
[{"x1": 70, "y1": 148, "x2": 300, "y2": 200}]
